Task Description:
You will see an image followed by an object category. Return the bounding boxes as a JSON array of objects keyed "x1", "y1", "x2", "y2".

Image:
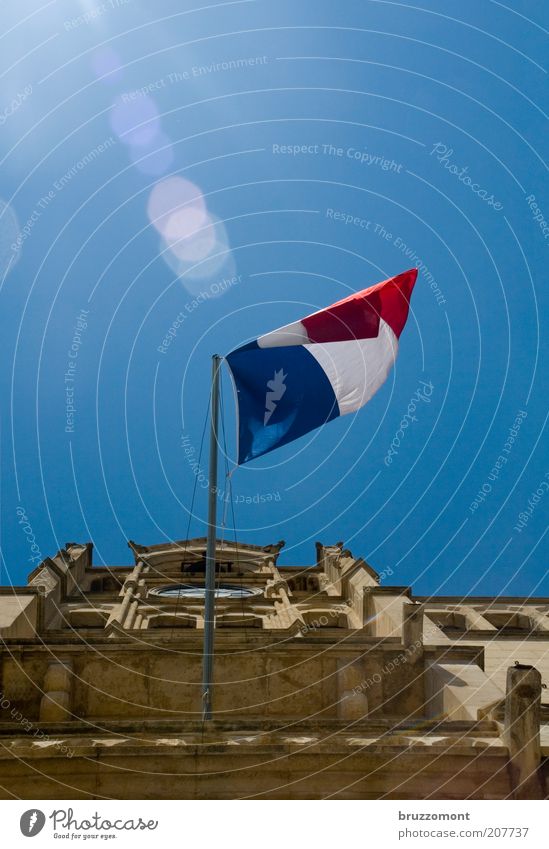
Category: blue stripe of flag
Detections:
[{"x1": 226, "y1": 344, "x2": 339, "y2": 464}]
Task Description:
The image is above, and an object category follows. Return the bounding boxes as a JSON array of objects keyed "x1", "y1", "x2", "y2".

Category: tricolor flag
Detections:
[{"x1": 226, "y1": 268, "x2": 418, "y2": 464}]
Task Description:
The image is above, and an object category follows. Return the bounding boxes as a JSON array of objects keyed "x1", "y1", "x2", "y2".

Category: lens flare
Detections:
[
  {"x1": 164, "y1": 210, "x2": 215, "y2": 259},
  {"x1": 147, "y1": 176, "x2": 206, "y2": 237},
  {"x1": 150, "y1": 180, "x2": 235, "y2": 292},
  {"x1": 129, "y1": 134, "x2": 174, "y2": 177},
  {"x1": 161, "y1": 216, "x2": 233, "y2": 287},
  {"x1": 91, "y1": 48, "x2": 123, "y2": 83},
  {"x1": 110, "y1": 95, "x2": 160, "y2": 147},
  {"x1": 163, "y1": 243, "x2": 237, "y2": 297}
]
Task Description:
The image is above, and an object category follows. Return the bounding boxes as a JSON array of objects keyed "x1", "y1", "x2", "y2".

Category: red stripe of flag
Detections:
[{"x1": 301, "y1": 268, "x2": 417, "y2": 343}]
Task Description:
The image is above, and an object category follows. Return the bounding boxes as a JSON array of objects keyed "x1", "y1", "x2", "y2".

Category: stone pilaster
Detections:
[
  {"x1": 402, "y1": 602, "x2": 424, "y2": 664},
  {"x1": 503, "y1": 664, "x2": 544, "y2": 799},
  {"x1": 39, "y1": 660, "x2": 73, "y2": 722},
  {"x1": 337, "y1": 658, "x2": 368, "y2": 720}
]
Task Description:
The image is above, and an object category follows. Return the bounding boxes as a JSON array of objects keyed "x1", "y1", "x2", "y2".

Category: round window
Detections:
[{"x1": 151, "y1": 583, "x2": 262, "y2": 599}]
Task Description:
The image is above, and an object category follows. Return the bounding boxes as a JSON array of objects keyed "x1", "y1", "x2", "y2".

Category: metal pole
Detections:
[{"x1": 202, "y1": 354, "x2": 221, "y2": 721}]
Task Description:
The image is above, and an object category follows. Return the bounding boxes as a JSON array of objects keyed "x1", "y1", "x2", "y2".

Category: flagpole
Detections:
[{"x1": 202, "y1": 354, "x2": 221, "y2": 721}]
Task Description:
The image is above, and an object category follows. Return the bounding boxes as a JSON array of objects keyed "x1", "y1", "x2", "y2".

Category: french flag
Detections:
[{"x1": 226, "y1": 268, "x2": 418, "y2": 464}]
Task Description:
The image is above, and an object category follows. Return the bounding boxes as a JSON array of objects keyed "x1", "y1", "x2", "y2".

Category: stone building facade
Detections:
[{"x1": 0, "y1": 537, "x2": 547, "y2": 799}]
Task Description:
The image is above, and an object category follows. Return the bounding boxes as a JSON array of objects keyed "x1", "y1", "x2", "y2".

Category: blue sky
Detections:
[{"x1": 0, "y1": 0, "x2": 547, "y2": 595}]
